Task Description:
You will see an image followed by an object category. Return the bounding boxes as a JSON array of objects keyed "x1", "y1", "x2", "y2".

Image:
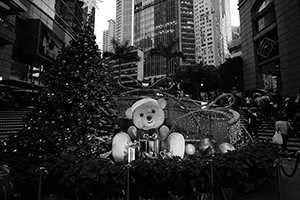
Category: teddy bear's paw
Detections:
[
  {"x1": 168, "y1": 132, "x2": 185, "y2": 158},
  {"x1": 112, "y1": 132, "x2": 131, "y2": 162}
]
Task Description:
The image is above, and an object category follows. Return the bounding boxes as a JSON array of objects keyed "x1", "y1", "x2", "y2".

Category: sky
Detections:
[{"x1": 94, "y1": 0, "x2": 240, "y2": 49}]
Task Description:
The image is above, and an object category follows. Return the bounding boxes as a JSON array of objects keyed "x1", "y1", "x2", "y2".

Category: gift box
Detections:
[
  {"x1": 126, "y1": 141, "x2": 140, "y2": 163},
  {"x1": 140, "y1": 133, "x2": 161, "y2": 155}
]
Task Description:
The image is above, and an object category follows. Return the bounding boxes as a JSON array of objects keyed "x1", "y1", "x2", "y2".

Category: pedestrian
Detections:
[
  {"x1": 275, "y1": 114, "x2": 292, "y2": 158},
  {"x1": 292, "y1": 108, "x2": 300, "y2": 139},
  {"x1": 294, "y1": 91, "x2": 300, "y2": 108},
  {"x1": 269, "y1": 102, "x2": 279, "y2": 122},
  {"x1": 245, "y1": 96, "x2": 252, "y2": 109},
  {"x1": 230, "y1": 87, "x2": 244, "y2": 112},
  {"x1": 284, "y1": 97, "x2": 296, "y2": 121},
  {"x1": 260, "y1": 98, "x2": 272, "y2": 128},
  {"x1": 243, "y1": 109, "x2": 258, "y2": 140}
]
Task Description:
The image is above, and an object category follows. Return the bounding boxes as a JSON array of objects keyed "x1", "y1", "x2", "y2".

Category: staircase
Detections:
[
  {"x1": 241, "y1": 115, "x2": 300, "y2": 157},
  {"x1": 0, "y1": 108, "x2": 33, "y2": 141}
]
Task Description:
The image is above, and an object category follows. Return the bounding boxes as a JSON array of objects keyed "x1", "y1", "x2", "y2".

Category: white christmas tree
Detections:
[{"x1": 81, "y1": 0, "x2": 103, "y2": 13}]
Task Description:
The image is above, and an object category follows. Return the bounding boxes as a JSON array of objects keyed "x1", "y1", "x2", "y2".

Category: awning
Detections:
[
  {"x1": 0, "y1": 79, "x2": 43, "y2": 91},
  {"x1": 0, "y1": 83, "x2": 20, "y2": 89},
  {"x1": 12, "y1": 89, "x2": 40, "y2": 93}
]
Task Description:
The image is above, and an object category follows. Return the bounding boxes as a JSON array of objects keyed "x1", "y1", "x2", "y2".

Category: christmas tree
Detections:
[{"x1": 2, "y1": 16, "x2": 119, "y2": 198}]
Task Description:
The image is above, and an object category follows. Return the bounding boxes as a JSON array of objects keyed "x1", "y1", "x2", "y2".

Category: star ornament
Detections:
[{"x1": 81, "y1": 0, "x2": 103, "y2": 13}]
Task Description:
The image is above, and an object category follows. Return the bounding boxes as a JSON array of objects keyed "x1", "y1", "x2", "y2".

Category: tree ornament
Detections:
[
  {"x1": 198, "y1": 138, "x2": 214, "y2": 153},
  {"x1": 185, "y1": 144, "x2": 196, "y2": 155},
  {"x1": 219, "y1": 142, "x2": 235, "y2": 154}
]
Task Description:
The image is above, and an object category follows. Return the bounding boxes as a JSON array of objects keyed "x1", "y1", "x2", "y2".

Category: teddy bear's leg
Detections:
[
  {"x1": 112, "y1": 132, "x2": 131, "y2": 162},
  {"x1": 167, "y1": 132, "x2": 185, "y2": 158}
]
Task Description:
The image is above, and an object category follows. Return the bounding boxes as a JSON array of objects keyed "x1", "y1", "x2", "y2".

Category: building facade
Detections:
[
  {"x1": 0, "y1": 0, "x2": 88, "y2": 90},
  {"x1": 102, "y1": 19, "x2": 115, "y2": 52},
  {"x1": 115, "y1": 0, "x2": 133, "y2": 45},
  {"x1": 111, "y1": 48, "x2": 144, "y2": 86},
  {"x1": 194, "y1": 0, "x2": 232, "y2": 66},
  {"x1": 134, "y1": 0, "x2": 195, "y2": 80},
  {"x1": 239, "y1": 0, "x2": 300, "y2": 95}
]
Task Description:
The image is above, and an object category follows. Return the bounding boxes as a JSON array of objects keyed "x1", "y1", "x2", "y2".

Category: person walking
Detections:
[
  {"x1": 294, "y1": 91, "x2": 300, "y2": 108},
  {"x1": 243, "y1": 109, "x2": 259, "y2": 140},
  {"x1": 275, "y1": 114, "x2": 292, "y2": 158},
  {"x1": 292, "y1": 108, "x2": 300, "y2": 139},
  {"x1": 260, "y1": 98, "x2": 272, "y2": 128}
]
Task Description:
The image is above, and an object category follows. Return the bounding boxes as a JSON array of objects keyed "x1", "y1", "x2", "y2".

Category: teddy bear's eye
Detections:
[
  {"x1": 140, "y1": 113, "x2": 144, "y2": 117},
  {"x1": 152, "y1": 110, "x2": 156, "y2": 114}
]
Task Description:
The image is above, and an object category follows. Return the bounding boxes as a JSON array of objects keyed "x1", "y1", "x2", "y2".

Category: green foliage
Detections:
[
  {"x1": 2, "y1": 17, "x2": 119, "y2": 200},
  {"x1": 172, "y1": 63, "x2": 221, "y2": 99},
  {"x1": 217, "y1": 57, "x2": 244, "y2": 92},
  {"x1": 4, "y1": 138, "x2": 278, "y2": 199},
  {"x1": 150, "y1": 39, "x2": 186, "y2": 76},
  {"x1": 102, "y1": 38, "x2": 140, "y2": 78},
  {"x1": 172, "y1": 57, "x2": 243, "y2": 98}
]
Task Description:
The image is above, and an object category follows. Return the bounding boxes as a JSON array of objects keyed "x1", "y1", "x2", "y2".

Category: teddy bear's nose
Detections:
[{"x1": 147, "y1": 116, "x2": 152, "y2": 121}]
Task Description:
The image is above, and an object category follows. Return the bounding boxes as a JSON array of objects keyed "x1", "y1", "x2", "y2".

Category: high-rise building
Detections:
[
  {"x1": 0, "y1": 0, "x2": 89, "y2": 91},
  {"x1": 134, "y1": 0, "x2": 195, "y2": 79},
  {"x1": 102, "y1": 19, "x2": 115, "y2": 52},
  {"x1": 194, "y1": 0, "x2": 232, "y2": 66},
  {"x1": 115, "y1": 0, "x2": 134, "y2": 45},
  {"x1": 239, "y1": 0, "x2": 300, "y2": 95}
]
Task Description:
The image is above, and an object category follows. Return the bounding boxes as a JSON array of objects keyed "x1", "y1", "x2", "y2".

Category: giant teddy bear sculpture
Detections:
[{"x1": 112, "y1": 97, "x2": 185, "y2": 162}]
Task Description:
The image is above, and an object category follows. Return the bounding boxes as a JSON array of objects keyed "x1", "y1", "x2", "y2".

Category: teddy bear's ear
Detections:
[
  {"x1": 157, "y1": 98, "x2": 167, "y2": 109},
  {"x1": 125, "y1": 108, "x2": 133, "y2": 119}
]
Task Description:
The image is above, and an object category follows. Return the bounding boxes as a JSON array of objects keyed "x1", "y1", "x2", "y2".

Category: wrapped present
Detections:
[
  {"x1": 140, "y1": 133, "x2": 161, "y2": 156},
  {"x1": 126, "y1": 140, "x2": 140, "y2": 163}
]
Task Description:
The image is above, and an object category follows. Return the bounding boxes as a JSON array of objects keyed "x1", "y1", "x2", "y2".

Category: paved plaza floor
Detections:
[{"x1": 233, "y1": 156, "x2": 300, "y2": 200}]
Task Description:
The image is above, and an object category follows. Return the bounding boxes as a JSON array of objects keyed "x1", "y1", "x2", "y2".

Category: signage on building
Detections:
[
  {"x1": 40, "y1": 28, "x2": 61, "y2": 60},
  {"x1": 20, "y1": 19, "x2": 63, "y2": 63}
]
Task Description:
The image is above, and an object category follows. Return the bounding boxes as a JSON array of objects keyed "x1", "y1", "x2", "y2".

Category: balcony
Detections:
[{"x1": 0, "y1": 16, "x2": 15, "y2": 45}]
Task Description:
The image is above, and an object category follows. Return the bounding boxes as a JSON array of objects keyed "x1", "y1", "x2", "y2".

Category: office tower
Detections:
[
  {"x1": 102, "y1": 19, "x2": 115, "y2": 52},
  {"x1": 194, "y1": 0, "x2": 232, "y2": 66},
  {"x1": 115, "y1": 0, "x2": 134, "y2": 45},
  {"x1": 134, "y1": 0, "x2": 195, "y2": 79},
  {"x1": 0, "y1": 0, "x2": 88, "y2": 89}
]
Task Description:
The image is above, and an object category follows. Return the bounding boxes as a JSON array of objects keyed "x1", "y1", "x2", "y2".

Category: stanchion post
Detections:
[
  {"x1": 209, "y1": 157, "x2": 214, "y2": 200},
  {"x1": 126, "y1": 164, "x2": 131, "y2": 200},
  {"x1": 38, "y1": 167, "x2": 45, "y2": 200},
  {"x1": 275, "y1": 159, "x2": 282, "y2": 200}
]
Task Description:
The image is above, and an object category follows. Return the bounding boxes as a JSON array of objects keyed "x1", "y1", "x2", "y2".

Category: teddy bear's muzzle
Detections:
[{"x1": 146, "y1": 116, "x2": 152, "y2": 121}]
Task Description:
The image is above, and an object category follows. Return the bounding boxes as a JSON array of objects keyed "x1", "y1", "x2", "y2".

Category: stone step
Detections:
[{"x1": 0, "y1": 109, "x2": 32, "y2": 141}]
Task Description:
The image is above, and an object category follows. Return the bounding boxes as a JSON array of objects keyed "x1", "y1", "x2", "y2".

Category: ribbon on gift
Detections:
[
  {"x1": 142, "y1": 151, "x2": 158, "y2": 159},
  {"x1": 127, "y1": 140, "x2": 140, "y2": 148},
  {"x1": 142, "y1": 133, "x2": 158, "y2": 140},
  {"x1": 159, "y1": 150, "x2": 172, "y2": 159}
]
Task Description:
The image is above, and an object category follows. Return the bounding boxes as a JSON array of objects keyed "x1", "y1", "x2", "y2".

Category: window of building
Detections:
[{"x1": 253, "y1": 0, "x2": 275, "y2": 32}]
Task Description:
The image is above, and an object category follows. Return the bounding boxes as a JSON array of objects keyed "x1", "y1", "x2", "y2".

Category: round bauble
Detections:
[
  {"x1": 199, "y1": 138, "x2": 214, "y2": 153},
  {"x1": 185, "y1": 144, "x2": 196, "y2": 155},
  {"x1": 218, "y1": 142, "x2": 235, "y2": 154}
]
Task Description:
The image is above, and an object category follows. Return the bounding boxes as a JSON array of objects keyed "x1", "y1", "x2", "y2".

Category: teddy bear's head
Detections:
[{"x1": 125, "y1": 97, "x2": 166, "y2": 130}]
